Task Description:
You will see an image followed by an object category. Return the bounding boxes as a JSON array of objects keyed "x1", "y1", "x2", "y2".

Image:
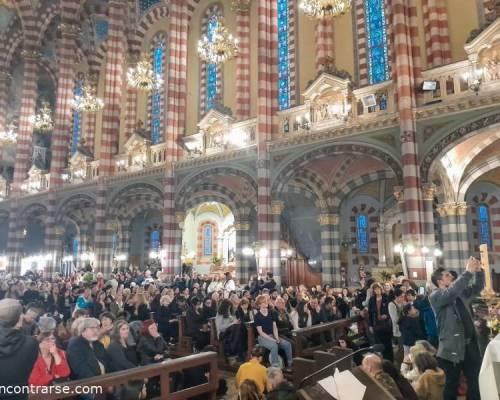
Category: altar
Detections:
[{"x1": 480, "y1": 334, "x2": 500, "y2": 400}]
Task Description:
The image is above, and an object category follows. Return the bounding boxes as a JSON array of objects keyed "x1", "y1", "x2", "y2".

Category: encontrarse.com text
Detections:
[{"x1": 0, "y1": 385, "x2": 103, "y2": 396}]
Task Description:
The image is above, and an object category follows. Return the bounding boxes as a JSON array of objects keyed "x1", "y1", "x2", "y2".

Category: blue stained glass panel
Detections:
[
  {"x1": 72, "y1": 238, "x2": 80, "y2": 259},
  {"x1": 151, "y1": 230, "x2": 160, "y2": 251},
  {"x1": 478, "y1": 204, "x2": 492, "y2": 249},
  {"x1": 95, "y1": 19, "x2": 108, "y2": 41},
  {"x1": 150, "y1": 41, "x2": 164, "y2": 144},
  {"x1": 364, "y1": 0, "x2": 390, "y2": 84},
  {"x1": 205, "y1": 16, "x2": 219, "y2": 112},
  {"x1": 139, "y1": 0, "x2": 160, "y2": 13},
  {"x1": 357, "y1": 214, "x2": 369, "y2": 253},
  {"x1": 278, "y1": 0, "x2": 290, "y2": 110},
  {"x1": 112, "y1": 233, "x2": 119, "y2": 252},
  {"x1": 71, "y1": 84, "x2": 83, "y2": 155},
  {"x1": 203, "y1": 225, "x2": 213, "y2": 256}
]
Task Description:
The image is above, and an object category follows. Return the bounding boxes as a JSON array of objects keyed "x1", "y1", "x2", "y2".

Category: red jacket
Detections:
[{"x1": 29, "y1": 349, "x2": 71, "y2": 386}]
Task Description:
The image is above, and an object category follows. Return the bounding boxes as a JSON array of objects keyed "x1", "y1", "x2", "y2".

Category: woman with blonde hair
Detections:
[
  {"x1": 133, "y1": 293, "x2": 150, "y2": 321},
  {"x1": 239, "y1": 379, "x2": 263, "y2": 400}
]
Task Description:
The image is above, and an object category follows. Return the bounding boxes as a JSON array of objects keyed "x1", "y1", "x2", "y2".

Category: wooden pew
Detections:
[
  {"x1": 290, "y1": 317, "x2": 362, "y2": 358},
  {"x1": 30, "y1": 352, "x2": 219, "y2": 400},
  {"x1": 176, "y1": 315, "x2": 193, "y2": 355}
]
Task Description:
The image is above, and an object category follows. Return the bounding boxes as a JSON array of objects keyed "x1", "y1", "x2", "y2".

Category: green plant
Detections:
[{"x1": 379, "y1": 270, "x2": 393, "y2": 282}]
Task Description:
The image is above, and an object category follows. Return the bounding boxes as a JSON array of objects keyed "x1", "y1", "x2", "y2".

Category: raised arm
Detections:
[{"x1": 429, "y1": 271, "x2": 474, "y2": 310}]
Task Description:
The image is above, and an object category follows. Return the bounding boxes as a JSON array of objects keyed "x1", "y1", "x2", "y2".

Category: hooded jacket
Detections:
[
  {"x1": 413, "y1": 368, "x2": 446, "y2": 400},
  {"x1": 0, "y1": 326, "x2": 39, "y2": 400}
]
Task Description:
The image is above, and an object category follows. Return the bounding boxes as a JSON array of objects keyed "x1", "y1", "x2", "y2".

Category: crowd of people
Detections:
[{"x1": 0, "y1": 256, "x2": 487, "y2": 400}]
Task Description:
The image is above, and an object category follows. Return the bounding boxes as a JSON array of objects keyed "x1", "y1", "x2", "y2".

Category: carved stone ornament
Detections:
[
  {"x1": 231, "y1": 0, "x2": 251, "y2": 13},
  {"x1": 271, "y1": 200, "x2": 285, "y2": 215},
  {"x1": 318, "y1": 213, "x2": 340, "y2": 225},
  {"x1": 422, "y1": 183, "x2": 436, "y2": 201}
]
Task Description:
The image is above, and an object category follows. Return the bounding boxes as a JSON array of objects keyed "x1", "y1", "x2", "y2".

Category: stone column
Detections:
[
  {"x1": 319, "y1": 213, "x2": 341, "y2": 287},
  {"x1": 235, "y1": 219, "x2": 251, "y2": 283},
  {"x1": 422, "y1": 183, "x2": 436, "y2": 247},
  {"x1": 422, "y1": 0, "x2": 451, "y2": 67},
  {"x1": 124, "y1": 56, "x2": 139, "y2": 140},
  {"x1": 6, "y1": 205, "x2": 23, "y2": 276},
  {"x1": 437, "y1": 202, "x2": 469, "y2": 271},
  {"x1": 377, "y1": 223, "x2": 388, "y2": 268},
  {"x1": 315, "y1": 19, "x2": 335, "y2": 74},
  {"x1": 384, "y1": 224, "x2": 395, "y2": 266},
  {"x1": 0, "y1": 72, "x2": 11, "y2": 132},
  {"x1": 270, "y1": 201, "x2": 284, "y2": 286},
  {"x1": 233, "y1": 1, "x2": 251, "y2": 120},
  {"x1": 95, "y1": 184, "x2": 113, "y2": 275}
]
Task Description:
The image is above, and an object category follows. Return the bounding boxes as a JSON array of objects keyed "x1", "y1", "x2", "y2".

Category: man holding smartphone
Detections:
[{"x1": 429, "y1": 257, "x2": 484, "y2": 400}]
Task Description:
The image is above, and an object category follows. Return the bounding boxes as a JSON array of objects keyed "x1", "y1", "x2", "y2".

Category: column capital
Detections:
[
  {"x1": 58, "y1": 22, "x2": 80, "y2": 37},
  {"x1": 54, "y1": 226, "x2": 65, "y2": 236},
  {"x1": 231, "y1": 0, "x2": 251, "y2": 13},
  {"x1": 0, "y1": 71, "x2": 11, "y2": 82},
  {"x1": 393, "y1": 185, "x2": 404, "y2": 202},
  {"x1": 175, "y1": 212, "x2": 185, "y2": 226},
  {"x1": 436, "y1": 202, "x2": 468, "y2": 217},
  {"x1": 271, "y1": 200, "x2": 285, "y2": 215},
  {"x1": 422, "y1": 183, "x2": 436, "y2": 201},
  {"x1": 318, "y1": 213, "x2": 340, "y2": 225},
  {"x1": 21, "y1": 48, "x2": 41, "y2": 60},
  {"x1": 234, "y1": 222, "x2": 250, "y2": 231}
]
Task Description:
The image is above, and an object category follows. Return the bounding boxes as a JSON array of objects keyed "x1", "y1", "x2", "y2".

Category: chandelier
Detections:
[
  {"x1": 0, "y1": 122, "x2": 17, "y2": 145},
  {"x1": 197, "y1": 18, "x2": 239, "y2": 64},
  {"x1": 299, "y1": 0, "x2": 352, "y2": 19},
  {"x1": 127, "y1": 54, "x2": 163, "y2": 91},
  {"x1": 71, "y1": 81, "x2": 104, "y2": 112},
  {"x1": 29, "y1": 102, "x2": 53, "y2": 132}
]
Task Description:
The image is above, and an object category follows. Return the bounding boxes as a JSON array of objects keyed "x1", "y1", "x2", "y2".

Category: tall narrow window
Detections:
[
  {"x1": 151, "y1": 230, "x2": 160, "y2": 251},
  {"x1": 111, "y1": 233, "x2": 119, "y2": 253},
  {"x1": 206, "y1": 15, "x2": 219, "y2": 112},
  {"x1": 139, "y1": 0, "x2": 160, "y2": 13},
  {"x1": 478, "y1": 204, "x2": 493, "y2": 249},
  {"x1": 151, "y1": 37, "x2": 165, "y2": 144},
  {"x1": 364, "y1": 0, "x2": 390, "y2": 84},
  {"x1": 357, "y1": 214, "x2": 369, "y2": 253},
  {"x1": 278, "y1": 0, "x2": 290, "y2": 110},
  {"x1": 71, "y1": 83, "x2": 83, "y2": 154},
  {"x1": 72, "y1": 238, "x2": 80, "y2": 259},
  {"x1": 203, "y1": 224, "x2": 213, "y2": 256}
]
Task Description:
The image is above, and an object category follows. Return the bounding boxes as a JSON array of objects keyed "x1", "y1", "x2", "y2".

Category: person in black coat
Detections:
[
  {"x1": 185, "y1": 297, "x2": 210, "y2": 351},
  {"x1": 66, "y1": 317, "x2": 113, "y2": 380},
  {"x1": 368, "y1": 283, "x2": 394, "y2": 361},
  {"x1": 399, "y1": 304, "x2": 425, "y2": 355},
  {"x1": 137, "y1": 320, "x2": 168, "y2": 365},
  {"x1": 155, "y1": 296, "x2": 173, "y2": 342},
  {"x1": 0, "y1": 299, "x2": 39, "y2": 400}
]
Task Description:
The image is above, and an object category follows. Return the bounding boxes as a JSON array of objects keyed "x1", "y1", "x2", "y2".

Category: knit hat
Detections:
[
  {"x1": 0, "y1": 299, "x2": 23, "y2": 328},
  {"x1": 38, "y1": 316, "x2": 57, "y2": 333},
  {"x1": 141, "y1": 319, "x2": 156, "y2": 335}
]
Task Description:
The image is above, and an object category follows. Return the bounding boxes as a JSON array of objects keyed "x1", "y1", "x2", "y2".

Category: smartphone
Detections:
[{"x1": 418, "y1": 286, "x2": 425, "y2": 295}]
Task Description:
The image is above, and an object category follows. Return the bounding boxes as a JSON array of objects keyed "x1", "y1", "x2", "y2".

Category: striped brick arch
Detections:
[
  {"x1": 108, "y1": 183, "x2": 164, "y2": 220},
  {"x1": 199, "y1": 3, "x2": 223, "y2": 116},
  {"x1": 56, "y1": 194, "x2": 97, "y2": 226},
  {"x1": 273, "y1": 143, "x2": 402, "y2": 195},
  {"x1": 130, "y1": 4, "x2": 170, "y2": 54},
  {"x1": 350, "y1": 203, "x2": 379, "y2": 266},
  {"x1": 458, "y1": 157, "x2": 500, "y2": 202}
]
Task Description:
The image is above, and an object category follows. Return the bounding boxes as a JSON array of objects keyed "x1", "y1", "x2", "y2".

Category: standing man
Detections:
[{"x1": 429, "y1": 257, "x2": 484, "y2": 400}]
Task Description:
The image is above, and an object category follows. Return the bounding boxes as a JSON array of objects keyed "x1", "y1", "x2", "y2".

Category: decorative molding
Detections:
[
  {"x1": 175, "y1": 146, "x2": 257, "y2": 170},
  {"x1": 436, "y1": 202, "x2": 468, "y2": 217},
  {"x1": 393, "y1": 186, "x2": 404, "y2": 202},
  {"x1": 422, "y1": 183, "x2": 436, "y2": 201},
  {"x1": 234, "y1": 222, "x2": 250, "y2": 231},
  {"x1": 271, "y1": 200, "x2": 285, "y2": 215},
  {"x1": 318, "y1": 213, "x2": 340, "y2": 225},
  {"x1": 58, "y1": 23, "x2": 80, "y2": 37}
]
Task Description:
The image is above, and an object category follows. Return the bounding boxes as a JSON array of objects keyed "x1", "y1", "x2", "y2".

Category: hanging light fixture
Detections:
[
  {"x1": 0, "y1": 122, "x2": 17, "y2": 145},
  {"x1": 127, "y1": 54, "x2": 163, "y2": 91},
  {"x1": 71, "y1": 80, "x2": 104, "y2": 113},
  {"x1": 197, "y1": 18, "x2": 239, "y2": 65},
  {"x1": 299, "y1": 0, "x2": 351, "y2": 19},
  {"x1": 29, "y1": 101, "x2": 53, "y2": 132}
]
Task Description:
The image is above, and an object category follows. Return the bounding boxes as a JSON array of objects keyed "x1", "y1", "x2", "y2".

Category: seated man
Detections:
[
  {"x1": 236, "y1": 345, "x2": 268, "y2": 396},
  {"x1": 362, "y1": 353, "x2": 403, "y2": 400},
  {"x1": 266, "y1": 367, "x2": 297, "y2": 400}
]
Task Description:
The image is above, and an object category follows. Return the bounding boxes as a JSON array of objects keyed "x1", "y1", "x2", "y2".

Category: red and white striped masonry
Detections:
[
  {"x1": 257, "y1": 0, "x2": 279, "y2": 277},
  {"x1": 0, "y1": 74, "x2": 10, "y2": 133},
  {"x1": 315, "y1": 19, "x2": 334, "y2": 74},
  {"x1": 162, "y1": 0, "x2": 189, "y2": 277},
  {"x1": 392, "y1": 0, "x2": 425, "y2": 278},
  {"x1": 482, "y1": 0, "x2": 499, "y2": 25},
  {"x1": 125, "y1": 87, "x2": 138, "y2": 140},
  {"x1": 422, "y1": 0, "x2": 451, "y2": 67},
  {"x1": 235, "y1": 7, "x2": 251, "y2": 120}
]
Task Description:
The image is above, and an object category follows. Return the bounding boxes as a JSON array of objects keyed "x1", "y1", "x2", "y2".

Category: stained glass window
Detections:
[
  {"x1": 364, "y1": 0, "x2": 390, "y2": 84},
  {"x1": 357, "y1": 214, "x2": 369, "y2": 253},
  {"x1": 139, "y1": 0, "x2": 160, "y2": 13},
  {"x1": 278, "y1": 0, "x2": 290, "y2": 110},
  {"x1": 151, "y1": 230, "x2": 160, "y2": 251},
  {"x1": 71, "y1": 83, "x2": 83, "y2": 155},
  {"x1": 72, "y1": 238, "x2": 80, "y2": 259},
  {"x1": 205, "y1": 15, "x2": 219, "y2": 112},
  {"x1": 478, "y1": 204, "x2": 492, "y2": 249},
  {"x1": 151, "y1": 40, "x2": 164, "y2": 144},
  {"x1": 203, "y1": 224, "x2": 213, "y2": 256},
  {"x1": 111, "y1": 233, "x2": 119, "y2": 252},
  {"x1": 95, "y1": 19, "x2": 108, "y2": 41}
]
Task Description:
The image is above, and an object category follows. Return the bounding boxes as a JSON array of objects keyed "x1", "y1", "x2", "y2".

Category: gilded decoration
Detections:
[{"x1": 318, "y1": 214, "x2": 340, "y2": 225}]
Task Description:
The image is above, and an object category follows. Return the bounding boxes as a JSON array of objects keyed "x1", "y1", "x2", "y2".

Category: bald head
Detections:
[
  {"x1": 362, "y1": 353, "x2": 383, "y2": 376},
  {"x1": 0, "y1": 299, "x2": 23, "y2": 328}
]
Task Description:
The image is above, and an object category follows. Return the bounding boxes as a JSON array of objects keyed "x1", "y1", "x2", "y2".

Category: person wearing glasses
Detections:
[
  {"x1": 29, "y1": 332, "x2": 70, "y2": 386},
  {"x1": 429, "y1": 257, "x2": 484, "y2": 400},
  {"x1": 66, "y1": 317, "x2": 112, "y2": 380}
]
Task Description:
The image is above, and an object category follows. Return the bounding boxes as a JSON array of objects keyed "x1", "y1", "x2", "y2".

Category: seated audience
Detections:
[
  {"x1": 401, "y1": 340, "x2": 437, "y2": 382},
  {"x1": 412, "y1": 352, "x2": 445, "y2": 400},
  {"x1": 29, "y1": 332, "x2": 71, "y2": 386},
  {"x1": 266, "y1": 367, "x2": 297, "y2": 400},
  {"x1": 98, "y1": 311, "x2": 115, "y2": 349},
  {"x1": 185, "y1": 297, "x2": 210, "y2": 351},
  {"x1": 381, "y1": 360, "x2": 418, "y2": 400},
  {"x1": 0, "y1": 299, "x2": 39, "y2": 400},
  {"x1": 236, "y1": 346, "x2": 268, "y2": 396},
  {"x1": 137, "y1": 319, "x2": 168, "y2": 365}
]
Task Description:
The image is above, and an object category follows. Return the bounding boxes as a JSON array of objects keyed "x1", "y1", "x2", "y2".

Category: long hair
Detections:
[
  {"x1": 239, "y1": 379, "x2": 262, "y2": 400},
  {"x1": 217, "y1": 299, "x2": 233, "y2": 319}
]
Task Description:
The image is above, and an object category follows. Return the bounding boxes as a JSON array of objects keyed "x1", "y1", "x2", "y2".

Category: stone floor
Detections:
[{"x1": 218, "y1": 370, "x2": 238, "y2": 400}]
